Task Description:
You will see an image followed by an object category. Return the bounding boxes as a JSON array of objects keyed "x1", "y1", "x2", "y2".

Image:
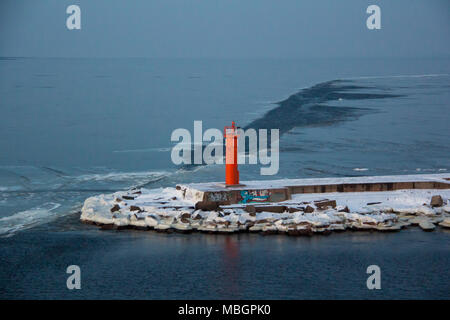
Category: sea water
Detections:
[{"x1": 0, "y1": 57, "x2": 449, "y2": 298}]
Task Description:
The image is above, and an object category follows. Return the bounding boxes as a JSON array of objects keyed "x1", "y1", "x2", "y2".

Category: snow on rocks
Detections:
[
  {"x1": 438, "y1": 218, "x2": 450, "y2": 228},
  {"x1": 80, "y1": 187, "x2": 450, "y2": 235}
]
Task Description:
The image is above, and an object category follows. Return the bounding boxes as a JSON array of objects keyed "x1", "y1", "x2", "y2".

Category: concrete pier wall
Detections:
[{"x1": 179, "y1": 174, "x2": 450, "y2": 206}]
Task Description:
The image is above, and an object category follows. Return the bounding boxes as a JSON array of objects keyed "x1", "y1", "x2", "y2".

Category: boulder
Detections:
[
  {"x1": 110, "y1": 204, "x2": 120, "y2": 213},
  {"x1": 195, "y1": 201, "x2": 218, "y2": 211},
  {"x1": 129, "y1": 205, "x2": 142, "y2": 212},
  {"x1": 100, "y1": 224, "x2": 117, "y2": 230},
  {"x1": 144, "y1": 216, "x2": 158, "y2": 227},
  {"x1": 338, "y1": 206, "x2": 350, "y2": 213},
  {"x1": 261, "y1": 225, "x2": 278, "y2": 235},
  {"x1": 192, "y1": 212, "x2": 203, "y2": 220},
  {"x1": 287, "y1": 227, "x2": 312, "y2": 236},
  {"x1": 245, "y1": 205, "x2": 256, "y2": 214},
  {"x1": 172, "y1": 223, "x2": 193, "y2": 233},
  {"x1": 430, "y1": 195, "x2": 443, "y2": 208},
  {"x1": 419, "y1": 220, "x2": 435, "y2": 231},
  {"x1": 438, "y1": 218, "x2": 450, "y2": 229},
  {"x1": 376, "y1": 224, "x2": 401, "y2": 232},
  {"x1": 249, "y1": 224, "x2": 265, "y2": 232},
  {"x1": 304, "y1": 205, "x2": 315, "y2": 213},
  {"x1": 122, "y1": 195, "x2": 135, "y2": 200},
  {"x1": 180, "y1": 212, "x2": 191, "y2": 223},
  {"x1": 314, "y1": 199, "x2": 336, "y2": 209},
  {"x1": 254, "y1": 205, "x2": 286, "y2": 213}
]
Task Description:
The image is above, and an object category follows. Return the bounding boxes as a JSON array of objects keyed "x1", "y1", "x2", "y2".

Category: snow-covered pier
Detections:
[
  {"x1": 81, "y1": 173, "x2": 450, "y2": 235},
  {"x1": 183, "y1": 173, "x2": 450, "y2": 206}
]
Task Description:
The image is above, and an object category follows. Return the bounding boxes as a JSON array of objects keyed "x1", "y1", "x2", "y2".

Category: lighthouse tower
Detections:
[{"x1": 224, "y1": 121, "x2": 240, "y2": 186}]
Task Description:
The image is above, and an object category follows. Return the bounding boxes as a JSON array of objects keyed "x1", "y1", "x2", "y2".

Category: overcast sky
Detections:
[{"x1": 1, "y1": 0, "x2": 449, "y2": 58}]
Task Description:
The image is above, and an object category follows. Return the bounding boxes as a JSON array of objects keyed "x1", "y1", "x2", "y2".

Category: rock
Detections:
[
  {"x1": 350, "y1": 222, "x2": 375, "y2": 230},
  {"x1": 249, "y1": 224, "x2": 265, "y2": 232},
  {"x1": 254, "y1": 205, "x2": 286, "y2": 213},
  {"x1": 287, "y1": 227, "x2": 312, "y2": 236},
  {"x1": 409, "y1": 217, "x2": 424, "y2": 225},
  {"x1": 245, "y1": 205, "x2": 256, "y2": 214},
  {"x1": 430, "y1": 195, "x2": 443, "y2": 207},
  {"x1": 129, "y1": 217, "x2": 148, "y2": 228},
  {"x1": 129, "y1": 205, "x2": 142, "y2": 212},
  {"x1": 438, "y1": 218, "x2": 450, "y2": 228},
  {"x1": 181, "y1": 212, "x2": 191, "y2": 218},
  {"x1": 193, "y1": 214, "x2": 202, "y2": 220},
  {"x1": 275, "y1": 223, "x2": 288, "y2": 232},
  {"x1": 338, "y1": 206, "x2": 350, "y2": 213},
  {"x1": 132, "y1": 190, "x2": 142, "y2": 195},
  {"x1": 115, "y1": 225, "x2": 131, "y2": 230},
  {"x1": 80, "y1": 219, "x2": 97, "y2": 225},
  {"x1": 100, "y1": 224, "x2": 117, "y2": 230},
  {"x1": 376, "y1": 224, "x2": 401, "y2": 232},
  {"x1": 191, "y1": 210, "x2": 203, "y2": 220},
  {"x1": 314, "y1": 199, "x2": 336, "y2": 209},
  {"x1": 304, "y1": 205, "x2": 315, "y2": 213},
  {"x1": 220, "y1": 226, "x2": 239, "y2": 233},
  {"x1": 172, "y1": 223, "x2": 192, "y2": 233},
  {"x1": 198, "y1": 223, "x2": 217, "y2": 233},
  {"x1": 130, "y1": 213, "x2": 139, "y2": 221},
  {"x1": 399, "y1": 215, "x2": 416, "y2": 220},
  {"x1": 180, "y1": 212, "x2": 191, "y2": 223},
  {"x1": 113, "y1": 216, "x2": 130, "y2": 227},
  {"x1": 288, "y1": 207, "x2": 302, "y2": 213},
  {"x1": 416, "y1": 206, "x2": 436, "y2": 216},
  {"x1": 418, "y1": 220, "x2": 435, "y2": 231},
  {"x1": 176, "y1": 185, "x2": 181, "y2": 190},
  {"x1": 428, "y1": 216, "x2": 444, "y2": 224},
  {"x1": 261, "y1": 225, "x2": 278, "y2": 235},
  {"x1": 395, "y1": 220, "x2": 412, "y2": 228},
  {"x1": 367, "y1": 202, "x2": 382, "y2": 206},
  {"x1": 154, "y1": 224, "x2": 171, "y2": 231},
  {"x1": 195, "y1": 201, "x2": 218, "y2": 211},
  {"x1": 122, "y1": 195, "x2": 135, "y2": 200},
  {"x1": 115, "y1": 198, "x2": 122, "y2": 202},
  {"x1": 330, "y1": 224, "x2": 346, "y2": 231},
  {"x1": 144, "y1": 216, "x2": 158, "y2": 227},
  {"x1": 110, "y1": 204, "x2": 120, "y2": 213}
]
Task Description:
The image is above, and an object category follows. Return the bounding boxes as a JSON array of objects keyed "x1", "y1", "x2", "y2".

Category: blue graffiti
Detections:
[{"x1": 239, "y1": 190, "x2": 269, "y2": 204}]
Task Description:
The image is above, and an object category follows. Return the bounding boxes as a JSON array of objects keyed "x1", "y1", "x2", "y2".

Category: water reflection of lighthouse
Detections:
[{"x1": 222, "y1": 236, "x2": 240, "y2": 296}]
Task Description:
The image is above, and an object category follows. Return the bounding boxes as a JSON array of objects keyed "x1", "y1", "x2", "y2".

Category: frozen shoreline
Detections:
[{"x1": 80, "y1": 181, "x2": 450, "y2": 235}]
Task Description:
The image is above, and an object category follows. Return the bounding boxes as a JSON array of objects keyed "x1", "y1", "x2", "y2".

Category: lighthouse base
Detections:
[{"x1": 216, "y1": 183, "x2": 246, "y2": 188}]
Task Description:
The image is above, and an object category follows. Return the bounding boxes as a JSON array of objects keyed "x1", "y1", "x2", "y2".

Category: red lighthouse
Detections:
[{"x1": 224, "y1": 121, "x2": 240, "y2": 186}]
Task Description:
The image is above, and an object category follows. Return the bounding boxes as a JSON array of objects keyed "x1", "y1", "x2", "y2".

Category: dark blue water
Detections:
[
  {"x1": 0, "y1": 220, "x2": 449, "y2": 299},
  {"x1": 0, "y1": 57, "x2": 449, "y2": 298}
]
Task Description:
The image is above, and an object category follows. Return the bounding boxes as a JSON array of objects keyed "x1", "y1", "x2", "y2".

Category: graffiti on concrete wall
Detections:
[
  {"x1": 239, "y1": 190, "x2": 270, "y2": 204},
  {"x1": 207, "y1": 192, "x2": 229, "y2": 202}
]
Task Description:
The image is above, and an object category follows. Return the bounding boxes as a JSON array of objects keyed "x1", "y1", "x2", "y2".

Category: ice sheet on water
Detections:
[{"x1": 0, "y1": 202, "x2": 62, "y2": 237}]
